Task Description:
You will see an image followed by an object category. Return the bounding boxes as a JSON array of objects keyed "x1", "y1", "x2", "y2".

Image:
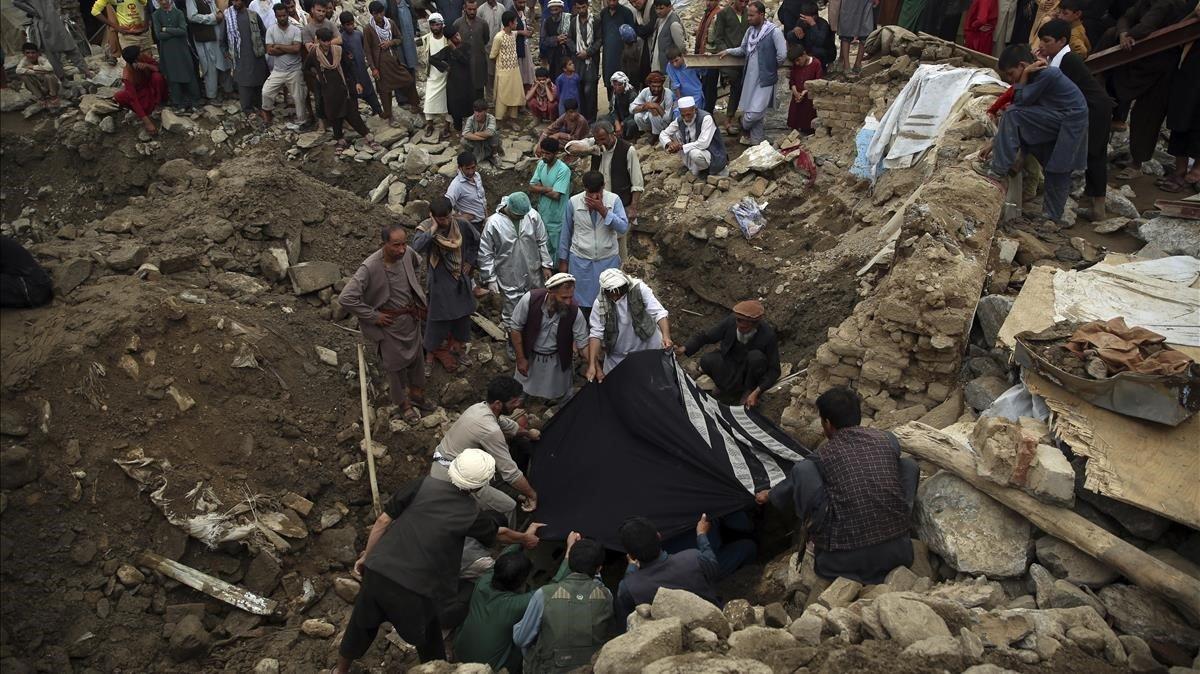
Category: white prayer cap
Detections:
[
  {"x1": 545, "y1": 272, "x2": 576, "y2": 289},
  {"x1": 447, "y1": 448, "x2": 496, "y2": 490},
  {"x1": 678, "y1": 96, "x2": 696, "y2": 109},
  {"x1": 599, "y1": 268, "x2": 631, "y2": 291},
  {"x1": 429, "y1": 11, "x2": 445, "y2": 23},
  {"x1": 547, "y1": 0, "x2": 564, "y2": 7}
]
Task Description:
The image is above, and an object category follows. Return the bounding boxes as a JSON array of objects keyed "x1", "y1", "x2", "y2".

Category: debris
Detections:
[
  {"x1": 288, "y1": 261, "x2": 341, "y2": 295},
  {"x1": 139, "y1": 551, "x2": 280, "y2": 616},
  {"x1": 300, "y1": 619, "x2": 337, "y2": 638},
  {"x1": 315, "y1": 346, "x2": 338, "y2": 366},
  {"x1": 471, "y1": 313, "x2": 508, "y2": 341}
]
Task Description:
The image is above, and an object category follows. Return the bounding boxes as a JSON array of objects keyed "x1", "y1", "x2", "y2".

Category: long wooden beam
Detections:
[
  {"x1": 892, "y1": 422, "x2": 1200, "y2": 625},
  {"x1": 1085, "y1": 16, "x2": 1200, "y2": 74}
]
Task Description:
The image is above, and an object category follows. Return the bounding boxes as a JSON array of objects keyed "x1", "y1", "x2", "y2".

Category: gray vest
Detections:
[
  {"x1": 653, "y1": 12, "x2": 682, "y2": 72},
  {"x1": 524, "y1": 574, "x2": 613, "y2": 674}
]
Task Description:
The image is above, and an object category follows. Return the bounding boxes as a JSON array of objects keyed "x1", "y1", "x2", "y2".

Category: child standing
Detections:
[
  {"x1": 665, "y1": 47, "x2": 705, "y2": 114},
  {"x1": 491, "y1": 10, "x2": 526, "y2": 122},
  {"x1": 554, "y1": 57, "x2": 580, "y2": 117},
  {"x1": 963, "y1": 0, "x2": 998, "y2": 54},
  {"x1": 786, "y1": 44, "x2": 822, "y2": 135},
  {"x1": 1055, "y1": 0, "x2": 1090, "y2": 56},
  {"x1": 526, "y1": 67, "x2": 558, "y2": 120}
]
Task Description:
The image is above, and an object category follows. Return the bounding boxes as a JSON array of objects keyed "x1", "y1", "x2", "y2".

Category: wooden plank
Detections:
[
  {"x1": 471, "y1": 313, "x2": 508, "y2": 341},
  {"x1": 1085, "y1": 16, "x2": 1200, "y2": 74},
  {"x1": 893, "y1": 423, "x2": 1200, "y2": 624},
  {"x1": 1154, "y1": 198, "x2": 1200, "y2": 220},
  {"x1": 684, "y1": 54, "x2": 746, "y2": 68},
  {"x1": 139, "y1": 551, "x2": 281, "y2": 616}
]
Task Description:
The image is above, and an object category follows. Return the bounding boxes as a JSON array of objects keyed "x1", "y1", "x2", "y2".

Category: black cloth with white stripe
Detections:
[{"x1": 530, "y1": 350, "x2": 809, "y2": 549}]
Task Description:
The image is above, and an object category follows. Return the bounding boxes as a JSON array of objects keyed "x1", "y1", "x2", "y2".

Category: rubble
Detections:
[{"x1": 915, "y1": 472, "x2": 1032, "y2": 578}]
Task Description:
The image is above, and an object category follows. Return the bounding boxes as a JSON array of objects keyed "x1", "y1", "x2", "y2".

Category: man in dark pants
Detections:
[
  {"x1": 761, "y1": 387, "x2": 918, "y2": 585},
  {"x1": 336, "y1": 449, "x2": 543, "y2": 672},
  {"x1": 677, "y1": 299, "x2": 780, "y2": 409},
  {"x1": 694, "y1": 0, "x2": 722, "y2": 113},
  {"x1": 0, "y1": 236, "x2": 53, "y2": 308},
  {"x1": 1037, "y1": 19, "x2": 1115, "y2": 221},
  {"x1": 709, "y1": 0, "x2": 749, "y2": 135}
]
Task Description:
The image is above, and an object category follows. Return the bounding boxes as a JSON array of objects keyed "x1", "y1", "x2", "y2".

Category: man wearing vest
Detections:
[
  {"x1": 648, "y1": 0, "x2": 683, "y2": 73},
  {"x1": 507, "y1": 273, "x2": 589, "y2": 403},
  {"x1": 614, "y1": 515, "x2": 721, "y2": 627},
  {"x1": 185, "y1": 0, "x2": 231, "y2": 101},
  {"x1": 556, "y1": 171, "x2": 629, "y2": 314},
  {"x1": 586, "y1": 268, "x2": 671, "y2": 380},
  {"x1": 659, "y1": 95, "x2": 728, "y2": 177},
  {"x1": 565, "y1": 121, "x2": 645, "y2": 261},
  {"x1": 336, "y1": 449, "x2": 544, "y2": 672},
  {"x1": 513, "y1": 532, "x2": 613, "y2": 673},
  {"x1": 718, "y1": 0, "x2": 786, "y2": 145}
]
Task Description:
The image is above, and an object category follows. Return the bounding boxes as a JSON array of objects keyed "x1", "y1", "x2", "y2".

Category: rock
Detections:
[
  {"x1": 1098, "y1": 584, "x2": 1200, "y2": 649},
  {"x1": 1136, "y1": 216, "x2": 1199, "y2": 256},
  {"x1": 259, "y1": 248, "x2": 290, "y2": 282},
  {"x1": 253, "y1": 658, "x2": 281, "y2": 674},
  {"x1": 1066, "y1": 625, "x2": 1106, "y2": 655},
  {"x1": 116, "y1": 564, "x2": 145, "y2": 587},
  {"x1": 903, "y1": 635, "x2": 962, "y2": 658},
  {"x1": 727, "y1": 626, "x2": 797, "y2": 659},
  {"x1": 650, "y1": 587, "x2": 730, "y2": 638},
  {"x1": 80, "y1": 93, "x2": 120, "y2": 116},
  {"x1": 593, "y1": 617, "x2": 683, "y2": 674},
  {"x1": 54, "y1": 258, "x2": 92, "y2": 295},
  {"x1": 405, "y1": 148, "x2": 432, "y2": 175},
  {"x1": 369, "y1": 174, "x2": 396, "y2": 203},
  {"x1": 1105, "y1": 185, "x2": 1140, "y2": 219},
  {"x1": 960, "y1": 626, "x2": 984, "y2": 659},
  {"x1": 818, "y1": 577, "x2": 862, "y2": 608},
  {"x1": 962, "y1": 667, "x2": 1019, "y2": 674},
  {"x1": 686, "y1": 627, "x2": 719, "y2": 652},
  {"x1": 281, "y1": 492, "x2": 313, "y2": 517},
  {"x1": 387, "y1": 181, "x2": 408, "y2": 212},
  {"x1": 288, "y1": 261, "x2": 341, "y2": 295},
  {"x1": 107, "y1": 244, "x2": 150, "y2": 271},
  {"x1": 915, "y1": 471, "x2": 1032, "y2": 577},
  {"x1": 1030, "y1": 563, "x2": 1101, "y2": 613},
  {"x1": 825, "y1": 607, "x2": 863, "y2": 643},
  {"x1": 439, "y1": 378, "x2": 474, "y2": 407},
  {"x1": 211, "y1": 129, "x2": 229, "y2": 144},
  {"x1": 643, "y1": 654, "x2": 772, "y2": 674},
  {"x1": 243, "y1": 552, "x2": 281, "y2": 594},
  {"x1": 315, "y1": 346, "x2": 338, "y2": 366},
  {"x1": 1034, "y1": 536, "x2": 1119, "y2": 587},
  {"x1": 788, "y1": 611, "x2": 825, "y2": 646},
  {"x1": 970, "y1": 612, "x2": 1033, "y2": 648},
  {"x1": 1076, "y1": 488, "x2": 1171, "y2": 541},
  {"x1": 161, "y1": 108, "x2": 197, "y2": 134},
  {"x1": 168, "y1": 615, "x2": 211, "y2": 661},
  {"x1": 885, "y1": 566, "x2": 919, "y2": 592},
  {"x1": 1027, "y1": 444, "x2": 1074, "y2": 506},
  {"x1": 0, "y1": 88, "x2": 34, "y2": 112},
  {"x1": 876, "y1": 593, "x2": 951, "y2": 647},
  {"x1": 763, "y1": 602, "x2": 790, "y2": 628},
  {"x1": 963, "y1": 375, "x2": 1011, "y2": 412},
  {"x1": 975, "y1": 295, "x2": 1014, "y2": 348},
  {"x1": 70, "y1": 539, "x2": 98, "y2": 565},
  {"x1": 215, "y1": 272, "x2": 268, "y2": 296},
  {"x1": 722, "y1": 598, "x2": 756, "y2": 631},
  {"x1": 0, "y1": 447, "x2": 39, "y2": 489},
  {"x1": 334, "y1": 577, "x2": 360, "y2": 603},
  {"x1": 296, "y1": 131, "x2": 324, "y2": 149},
  {"x1": 300, "y1": 619, "x2": 337, "y2": 638},
  {"x1": 1119, "y1": 634, "x2": 1164, "y2": 673},
  {"x1": 374, "y1": 127, "x2": 407, "y2": 146}
]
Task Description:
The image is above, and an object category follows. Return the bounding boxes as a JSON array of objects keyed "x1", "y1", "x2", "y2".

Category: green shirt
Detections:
[
  {"x1": 454, "y1": 547, "x2": 569, "y2": 671},
  {"x1": 530, "y1": 158, "x2": 572, "y2": 230}
]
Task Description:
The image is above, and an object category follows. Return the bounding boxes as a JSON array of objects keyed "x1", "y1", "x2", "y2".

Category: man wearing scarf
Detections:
[
  {"x1": 540, "y1": 0, "x2": 571, "y2": 77},
  {"x1": 413, "y1": 196, "x2": 480, "y2": 375},
  {"x1": 478, "y1": 192, "x2": 554, "y2": 329},
  {"x1": 508, "y1": 272, "x2": 589, "y2": 402},
  {"x1": 365, "y1": 0, "x2": 421, "y2": 124},
  {"x1": 630, "y1": 70, "x2": 675, "y2": 138},
  {"x1": 304, "y1": 26, "x2": 384, "y2": 150},
  {"x1": 677, "y1": 299, "x2": 780, "y2": 408},
  {"x1": 586, "y1": 268, "x2": 671, "y2": 380},
  {"x1": 718, "y1": 0, "x2": 786, "y2": 145},
  {"x1": 567, "y1": 0, "x2": 600, "y2": 119}
]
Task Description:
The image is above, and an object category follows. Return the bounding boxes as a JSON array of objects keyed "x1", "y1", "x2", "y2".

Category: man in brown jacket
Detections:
[{"x1": 339, "y1": 224, "x2": 436, "y2": 423}]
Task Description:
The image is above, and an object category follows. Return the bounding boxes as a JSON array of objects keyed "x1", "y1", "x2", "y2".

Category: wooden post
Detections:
[
  {"x1": 893, "y1": 422, "x2": 1200, "y2": 625},
  {"x1": 356, "y1": 343, "x2": 382, "y2": 518},
  {"x1": 139, "y1": 552, "x2": 280, "y2": 616}
]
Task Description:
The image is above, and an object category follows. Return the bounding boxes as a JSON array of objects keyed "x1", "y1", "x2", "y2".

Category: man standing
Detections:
[
  {"x1": 974, "y1": 44, "x2": 1086, "y2": 225},
  {"x1": 565, "y1": 121, "x2": 643, "y2": 258},
  {"x1": 461, "y1": 99, "x2": 502, "y2": 162},
  {"x1": 597, "y1": 0, "x2": 636, "y2": 101},
  {"x1": 431, "y1": 376, "x2": 541, "y2": 515},
  {"x1": 412, "y1": 197, "x2": 479, "y2": 376},
  {"x1": 384, "y1": 0, "x2": 420, "y2": 78},
  {"x1": 508, "y1": 273, "x2": 589, "y2": 403},
  {"x1": 185, "y1": 0, "x2": 231, "y2": 102},
  {"x1": 421, "y1": 13, "x2": 451, "y2": 139},
  {"x1": 694, "y1": 0, "x2": 722, "y2": 114},
  {"x1": 541, "y1": 0, "x2": 571, "y2": 77},
  {"x1": 710, "y1": 0, "x2": 749, "y2": 135},
  {"x1": 153, "y1": 0, "x2": 202, "y2": 111},
  {"x1": 338, "y1": 224, "x2": 434, "y2": 425},
  {"x1": 529, "y1": 138, "x2": 572, "y2": 260},
  {"x1": 659, "y1": 95, "x2": 727, "y2": 177},
  {"x1": 719, "y1": 1, "x2": 785, "y2": 145},
  {"x1": 630, "y1": 71, "x2": 676, "y2": 139},
  {"x1": 340, "y1": 11, "x2": 384, "y2": 117},
  {"x1": 365, "y1": 0, "x2": 421, "y2": 124},
  {"x1": 92, "y1": 0, "x2": 154, "y2": 55},
  {"x1": 567, "y1": 0, "x2": 600, "y2": 120},
  {"x1": 763, "y1": 387, "x2": 917, "y2": 585},
  {"x1": 262, "y1": 3, "x2": 309, "y2": 127},
  {"x1": 335, "y1": 449, "x2": 543, "y2": 671},
  {"x1": 479, "y1": 192, "x2": 553, "y2": 326},
  {"x1": 558, "y1": 171, "x2": 629, "y2": 313},
  {"x1": 648, "y1": 0, "x2": 683, "y2": 74},
  {"x1": 477, "y1": 0, "x2": 508, "y2": 98},
  {"x1": 446, "y1": 151, "x2": 489, "y2": 237},
  {"x1": 224, "y1": 0, "x2": 269, "y2": 118},
  {"x1": 614, "y1": 515, "x2": 721, "y2": 625},
  {"x1": 513, "y1": 534, "x2": 613, "y2": 670},
  {"x1": 678, "y1": 299, "x2": 780, "y2": 408},
  {"x1": 587, "y1": 268, "x2": 670, "y2": 379},
  {"x1": 455, "y1": 0, "x2": 490, "y2": 100}
]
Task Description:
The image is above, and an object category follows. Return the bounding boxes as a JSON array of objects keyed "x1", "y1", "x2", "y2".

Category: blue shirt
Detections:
[
  {"x1": 555, "y1": 72, "x2": 581, "y2": 116},
  {"x1": 666, "y1": 62, "x2": 705, "y2": 113}
]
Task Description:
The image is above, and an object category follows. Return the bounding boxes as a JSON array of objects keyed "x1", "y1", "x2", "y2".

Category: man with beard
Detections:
[
  {"x1": 676, "y1": 299, "x2": 780, "y2": 408},
  {"x1": 508, "y1": 273, "x2": 589, "y2": 403},
  {"x1": 412, "y1": 197, "x2": 480, "y2": 375},
  {"x1": 453, "y1": 0, "x2": 490, "y2": 101}
]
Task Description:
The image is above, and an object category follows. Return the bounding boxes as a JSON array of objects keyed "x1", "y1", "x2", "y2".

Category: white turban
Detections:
[
  {"x1": 610, "y1": 71, "x2": 630, "y2": 87},
  {"x1": 599, "y1": 268, "x2": 631, "y2": 291},
  {"x1": 447, "y1": 448, "x2": 495, "y2": 490},
  {"x1": 545, "y1": 272, "x2": 576, "y2": 289},
  {"x1": 677, "y1": 96, "x2": 695, "y2": 109},
  {"x1": 429, "y1": 12, "x2": 444, "y2": 23}
]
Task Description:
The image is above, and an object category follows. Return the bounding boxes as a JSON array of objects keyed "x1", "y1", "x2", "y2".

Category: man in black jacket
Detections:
[{"x1": 677, "y1": 299, "x2": 780, "y2": 408}]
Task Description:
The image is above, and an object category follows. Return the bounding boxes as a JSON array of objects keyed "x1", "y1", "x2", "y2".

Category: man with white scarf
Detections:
[
  {"x1": 587, "y1": 268, "x2": 672, "y2": 380},
  {"x1": 718, "y1": 0, "x2": 786, "y2": 145},
  {"x1": 337, "y1": 448, "x2": 544, "y2": 671},
  {"x1": 508, "y1": 272, "x2": 589, "y2": 402}
]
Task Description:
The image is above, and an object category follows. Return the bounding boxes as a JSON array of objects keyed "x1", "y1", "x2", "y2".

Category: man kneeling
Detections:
[
  {"x1": 762, "y1": 387, "x2": 918, "y2": 584},
  {"x1": 677, "y1": 299, "x2": 779, "y2": 408}
]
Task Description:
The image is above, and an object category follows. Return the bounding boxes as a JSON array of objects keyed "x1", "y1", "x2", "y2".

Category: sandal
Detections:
[
  {"x1": 1156, "y1": 175, "x2": 1187, "y2": 193},
  {"x1": 1114, "y1": 166, "x2": 1139, "y2": 181},
  {"x1": 410, "y1": 396, "x2": 437, "y2": 413},
  {"x1": 335, "y1": 139, "x2": 349, "y2": 150},
  {"x1": 400, "y1": 405, "x2": 421, "y2": 424}
]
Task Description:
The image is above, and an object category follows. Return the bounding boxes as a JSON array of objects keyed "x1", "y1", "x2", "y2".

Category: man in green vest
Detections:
[{"x1": 513, "y1": 533, "x2": 613, "y2": 673}]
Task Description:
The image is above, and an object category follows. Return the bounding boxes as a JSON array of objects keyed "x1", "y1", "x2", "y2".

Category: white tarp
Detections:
[
  {"x1": 1052, "y1": 257, "x2": 1200, "y2": 346},
  {"x1": 865, "y1": 63, "x2": 1003, "y2": 179}
]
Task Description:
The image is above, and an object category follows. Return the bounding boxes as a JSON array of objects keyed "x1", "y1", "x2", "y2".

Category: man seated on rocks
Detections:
[
  {"x1": 429, "y1": 375, "x2": 541, "y2": 517},
  {"x1": 676, "y1": 299, "x2": 779, "y2": 408},
  {"x1": 973, "y1": 43, "x2": 1087, "y2": 227},
  {"x1": 336, "y1": 449, "x2": 544, "y2": 671},
  {"x1": 513, "y1": 533, "x2": 614, "y2": 670},
  {"x1": 630, "y1": 70, "x2": 676, "y2": 140},
  {"x1": 658, "y1": 95, "x2": 728, "y2": 178},
  {"x1": 614, "y1": 515, "x2": 721, "y2": 627},
  {"x1": 540, "y1": 97, "x2": 591, "y2": 146},
  {"x1": 15, "y1": 43, "x2": 61, "y2": 108},
  {"x1": 508, "y1": 272, "x2": 589, "y2": 405},
  {"x1": 762, "y1": 387, "x2": 918, "y2": 585},
  {"x1": 114, "y1": 45, "x2": 167, "y2": 134},
  {"x1": 461, "y1": 98, "x2": 501, "y2": 163}
]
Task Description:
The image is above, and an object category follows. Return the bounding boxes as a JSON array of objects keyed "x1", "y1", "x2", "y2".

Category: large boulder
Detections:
[
  {"x1": 875, "y1": 594, "x2": 951, "y2": 647},
  {"x1": 1136, "y1": 216, "x2": 1200, "y2": 257},
  {"x1": 975, "y1": 295, "x2": 1014, "y2": 348},
  {"x1": 288, "y1": 261, "x2": 340, "y2": 295},
  {"x1": 1097, "y1": 584, "x2": 1200, "y2": 649},
  {"x1": 726, "y1": 626, "x2": 798, "y2": 659},
  {"x1": 643, "y1": 653, "x2": 772, "y2": 673},
  {"x1": 593, "y1": 617, "x2": 683, "y2": 674},
  {"x1": 651, "y1": 588, "x2": 730, "y2": 638},
  {"x1": 915, "y1": 471, "x2": 1032, "y2": 578}
]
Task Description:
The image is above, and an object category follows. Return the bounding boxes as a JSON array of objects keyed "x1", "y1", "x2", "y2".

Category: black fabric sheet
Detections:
[{"x1": 530, "y1": 350, "x2": 809, "y2": 549}]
